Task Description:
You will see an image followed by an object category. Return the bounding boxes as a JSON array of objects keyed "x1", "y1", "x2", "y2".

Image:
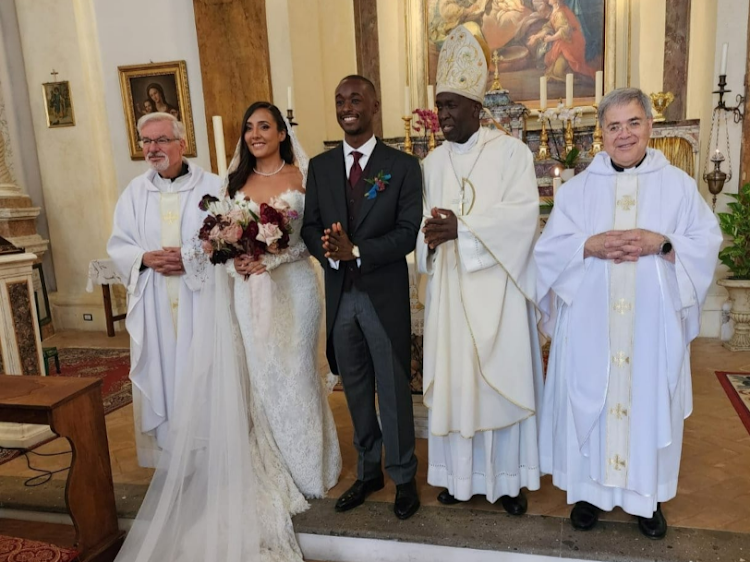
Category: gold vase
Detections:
[{"x1": 649, "y1": 92, "x2": 674, "y2": 122}]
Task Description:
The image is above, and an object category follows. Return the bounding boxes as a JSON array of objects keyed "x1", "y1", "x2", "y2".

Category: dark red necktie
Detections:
[{"x1": 349, "y1": 151, "x2": 363, "y2": 188}]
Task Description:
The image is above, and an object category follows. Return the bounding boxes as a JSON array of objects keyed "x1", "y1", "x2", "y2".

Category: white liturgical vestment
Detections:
[
  {"x1": 534, "y1": 149, "x2": 721, "y2": 517},
  {"x1": 417, "y1": 127, "x2": 543, "y2": 501},
  {"x1": 108, "y1": 161, "x2": 222, "y2": 466}
]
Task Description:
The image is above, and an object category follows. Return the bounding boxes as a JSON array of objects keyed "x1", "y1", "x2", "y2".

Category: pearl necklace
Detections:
[{"x1": 253, "y1": 161, "x2": 286, "y2": 176}]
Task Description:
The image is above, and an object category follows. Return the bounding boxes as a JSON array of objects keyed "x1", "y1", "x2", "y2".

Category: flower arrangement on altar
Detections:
[
  {"x1": 197, "y1": 194, "x2": 297, "y2": 265},
  {"x1": 412, "y1": 108, "x2": 440, "y2": 135}
]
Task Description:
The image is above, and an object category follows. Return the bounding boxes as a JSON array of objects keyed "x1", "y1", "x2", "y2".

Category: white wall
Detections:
[{"x1": 92, "y1": 0, "x2": 211, "y2": 192}]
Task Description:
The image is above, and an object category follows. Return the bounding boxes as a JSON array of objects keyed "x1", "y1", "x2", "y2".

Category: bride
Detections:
[
  {"x1": 113, "y1": 103, "x2": 339, "y2": 561},
  {"x1": 228, "y1": 101, "x2": 342, "y2": 498}
]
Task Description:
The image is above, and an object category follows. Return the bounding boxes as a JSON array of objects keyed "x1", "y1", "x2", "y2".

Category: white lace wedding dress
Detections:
[{"x1": 231, "y1": 189, "x2": 342, "y2": 498}]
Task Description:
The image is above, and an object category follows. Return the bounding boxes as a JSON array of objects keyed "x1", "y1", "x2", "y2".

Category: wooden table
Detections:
[{"x1": 0, "y1": 375, "x2": 124, "y2": 561}]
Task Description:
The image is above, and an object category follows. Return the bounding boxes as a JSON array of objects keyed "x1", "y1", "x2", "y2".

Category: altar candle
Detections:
[
  {"x1": 212, "y1": 116, "x2": 227, "y2": 178},
  {"x1": 595, "y1": 71, "x2": 603, "y2": 105},
  {"x1": 539, "y1": 76, "x2": 547, "y2": 111},
  {"x1": 565, "y1": 73, "x2": 574, "y2": 107},
  {"x1": 427, "y1": 85, "x2": 435, "y2": 111},
  {"x1": 404, "y1": 86, "x2": 411, "y2": 117},
  {"x1": 287, "y1": 86, "x2": 293, "y2": 111},
  {"x1": 720, "y1": 43, "x2": 728, "y2": 75},
  {"x1": 552, "y1": 167, "x2": 562, "y2": 196}
]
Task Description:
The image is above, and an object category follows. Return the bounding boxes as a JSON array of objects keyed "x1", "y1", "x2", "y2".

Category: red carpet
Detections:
[
  {"x1": 716, "y1": 371, "x2": 750, "y2": 436},
  {"x1": 0, "y1": 348, "x2": 131, "y2": 466},
  {"x1": 0, "y1": 534, "x2": 79, "y2": 561}
]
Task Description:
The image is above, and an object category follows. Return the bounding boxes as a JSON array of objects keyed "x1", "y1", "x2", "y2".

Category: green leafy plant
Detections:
[
  {"x1": 553, "y1": 146, "x2": 580, "y2": 169},
  {"x1": 717, "y1": 182, "x2": 750, "y2": 280}
]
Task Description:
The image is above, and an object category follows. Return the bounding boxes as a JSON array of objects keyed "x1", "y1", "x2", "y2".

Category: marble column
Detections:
[
  {"x1": 662, "y1": 0, "x2": 691, "y2": 121},
  {"x1": 0, "y1": 251, "x2": 54, "y2": 448}
]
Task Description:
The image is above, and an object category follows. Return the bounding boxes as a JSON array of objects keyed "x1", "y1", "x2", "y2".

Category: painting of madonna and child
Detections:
[{"x1": 427, "y1": 0, "x2": 604, "y2": 105}]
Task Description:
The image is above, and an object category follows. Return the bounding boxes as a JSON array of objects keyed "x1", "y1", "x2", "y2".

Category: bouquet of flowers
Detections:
[{"x1": 197, "y1": 194, "x2": 298, "y2": 265}]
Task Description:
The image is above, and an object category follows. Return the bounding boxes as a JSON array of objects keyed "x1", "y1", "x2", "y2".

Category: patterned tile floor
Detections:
[{"x1": 4, "y1": 332, "x2": 749, "y2": 536}]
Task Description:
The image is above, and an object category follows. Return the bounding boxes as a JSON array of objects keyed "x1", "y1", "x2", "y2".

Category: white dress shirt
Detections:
[{"x1": 329, "y1": 135, "x2": 377, "y2": 269}]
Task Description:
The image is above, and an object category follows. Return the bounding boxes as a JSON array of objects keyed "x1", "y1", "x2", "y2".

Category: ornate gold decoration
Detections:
[
  {"x1": 617, "y1": 195, "x2": 636, "y2": 212},
  {"x1": 428, "y1": 129, "x2": 437, "y2": 152},
  {"x1": 162, "y1": 211, "x2": 179, "y2": 225},
  {"x1": 402, "y1": 116, "x2": 414, "y2": 155},
  {"x1": 613, "y1": 299, "x2": 632, "y2": 315},
  {"x1": 536, "y1": 118, "x2": 550, "y2": 160},
  {"x1": 435, "y1": 23, "x2": 489, "y2": 104},
  {"x1": 610, "y1": 403, "x2": 629, "y2": 419},
  {"x1": 564, "y1": 118, "x2": 575, "y2": 156},
  {"x1": 609, "y1": 454, "x2": 627, "y2": 471},
  {"x1": 589, "y1": 104, "x2": 603, "y2": 156},
  {"x1": 648, "y1": 136, "x2": 694, "y2": 177},
  {"x1": 490, "y1": 50, "x2": 503, "y2": 91},
  {"x1": 649, "y1": 92, "x2": 674, "y2": 122},
  {"x1": 612, "y1": 352, "x2": 630, "y2": 368}
]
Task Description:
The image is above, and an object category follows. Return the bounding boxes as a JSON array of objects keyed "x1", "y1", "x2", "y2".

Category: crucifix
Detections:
[{"x1": 50, "y1": 69, "x2": 59, "y2": 81}]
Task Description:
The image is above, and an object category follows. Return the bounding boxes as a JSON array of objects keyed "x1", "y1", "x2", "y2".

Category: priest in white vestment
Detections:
[
  {"x1": 108, "y1": 113, "x2": 222, "y2": 467},
  {"x1": 534, "y1": 88, "x2": 721, "y2": 539},
  {"x1": 417, "y1": 23, "x2": 544, "y2": 515}
]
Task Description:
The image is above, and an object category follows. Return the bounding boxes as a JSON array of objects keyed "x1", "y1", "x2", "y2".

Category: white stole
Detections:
[
  {"x1": 160, "y1": 193, "x2": 181, "y2": 331},
  {"x1": 604, "y1": 174, "x2": 638, "y2": 487}
]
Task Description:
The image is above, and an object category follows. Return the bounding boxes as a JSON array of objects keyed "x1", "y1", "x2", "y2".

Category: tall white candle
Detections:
[
  {"x1": 552, "y1": 167, "x2": 562, "y2": 196},
  {"x1": 404, "y1": 86, "x2": 411, "y2": 117},
  {"x1": 427, "y1": 85, "x2": 435, "y2": 111},
  {"x1": 720, "y1": 43, "x2": 729, "y2": 75},
  {"x1": 212, "y1": 116, "x2": 227, "y2": 178},
  {"x1": 287, "y1": 86, "x2": 293, "y2": 111},
  {"x1": 539, "y1": 76, "x2": 547, "y2": 111},
  {"x1": 565, "y1": 73, "x2": 574, "y2": 107},
  {"x1": 595, "y1": 71, "x2": 603, "y2": 105}
]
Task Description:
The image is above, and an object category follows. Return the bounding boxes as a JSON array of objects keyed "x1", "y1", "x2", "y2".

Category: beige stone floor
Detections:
[{"x1": 4, "y1": 332, "x2": 750, "y2": 535}]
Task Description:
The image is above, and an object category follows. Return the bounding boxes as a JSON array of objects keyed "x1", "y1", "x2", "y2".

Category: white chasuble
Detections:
[
  {"x1": 417, "y1": 128, "x2": 543, "y2": 501},
  {"x1": 534, "y1": 149, "x2": 722, "y2": 517},
  {"x1": 108, "y1": 162, "x2": 222, "y2": 466}
]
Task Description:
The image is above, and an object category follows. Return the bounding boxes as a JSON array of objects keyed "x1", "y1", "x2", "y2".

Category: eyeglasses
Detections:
[
  {"x1": 604, "y1": 119, "x2": 645, "y2": 135},
  {"x1": 139, "y1": 137, "x2": 179, "y2": 148}
]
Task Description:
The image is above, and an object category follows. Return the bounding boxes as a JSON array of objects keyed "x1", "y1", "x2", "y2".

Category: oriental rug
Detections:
[
  {"x1": 0, "y1": 348, "x2": 131, "y2": 466},
  {"x1": 715, "y1": 371, "x2": 750, "y2": 436},
  {"x1": 0, "y1": 534, "x2": 79, "y2": 561}
]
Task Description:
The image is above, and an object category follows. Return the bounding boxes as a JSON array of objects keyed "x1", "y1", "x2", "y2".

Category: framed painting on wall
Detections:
[
  {"x1": 118, "y1": 60, "x2": 197, "y2": 160},
  {"x1": 42, "y1": 81, "x2": 75, "y2": 128},
  {"x1": 406, "y1": 0, "x2": 617, "y2": 109}
]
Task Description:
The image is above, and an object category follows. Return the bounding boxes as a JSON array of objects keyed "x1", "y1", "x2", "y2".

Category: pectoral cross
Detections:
[
  {"x1": 609, "y1": 454, "x2": 627, "y2": 471},
  {"x1": 610, "y1": 403, "x2": 628, "y2": 419},
  {"x1": 612, "y1": 351, "x2": 630, "y2": 368},
  {"x1": 456, "y1": 177, "x2": 476, "y2": 216},
  {"x1": 162, "y1": 211, "x2": 179, "y2": 225},
  {"x1": 617, "y1": 195, "x2": 636, "y2": 211}
]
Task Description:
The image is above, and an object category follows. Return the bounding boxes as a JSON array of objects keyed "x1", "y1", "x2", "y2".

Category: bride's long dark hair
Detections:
[{"x1": 226, "y1": 102, "x2": 295, "y2": 199}]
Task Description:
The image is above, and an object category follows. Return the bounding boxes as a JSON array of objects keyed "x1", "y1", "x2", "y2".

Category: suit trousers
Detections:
[{"x1": 332, "y1": 287, "x2": 417, "y2": 485}]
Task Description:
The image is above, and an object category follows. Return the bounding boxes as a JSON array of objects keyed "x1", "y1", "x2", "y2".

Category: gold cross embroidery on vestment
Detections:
[
  {"x1": 616, "y1": 195, "x2": 636, "y2": 211},
  {"x1": 612, "y1": 351, "x2": 630, "y2": 368},
  {"x1": 613, "y1": 299, "x2": 632, "y2": 315},
  {"x1": 610, "y1": 403, "x2": 628, "y2": 419},
  {"x1": 162, "y1": 211, "x2": 179, "y2": 225},
  {"x1": 609, "y1": 454, "x2": 627, "y2": 471}
]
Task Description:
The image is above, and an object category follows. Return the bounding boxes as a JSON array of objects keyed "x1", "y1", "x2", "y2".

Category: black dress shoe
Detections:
[
  {"x1": 394, "y1": 480, "x2": 420, "y2": 520},
  {"x1": 437, "y1": 489, "x2": 463, "y2": 505},
  {"x1": 570, "y1": 501, "x2": 600, "y2": 530},
  {"x1": 499, "y1": 491, "x2": 528, "y2": 516},
  {"x1": 638, "y1": 503, "x2": 667, "y2": 540},
  {"x1": 335, "y1": 475, "x2": 385, "y2": 513}
]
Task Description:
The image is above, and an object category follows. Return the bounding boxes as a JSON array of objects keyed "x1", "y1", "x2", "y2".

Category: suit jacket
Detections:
[{"x1": 302, "y1": 139, "x2": 423, "y2": 374}]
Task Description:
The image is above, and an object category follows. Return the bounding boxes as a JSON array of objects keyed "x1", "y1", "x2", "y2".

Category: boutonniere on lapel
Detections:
[{"x1": 364, "y1": 170, "x2": 391, "y2": 200}]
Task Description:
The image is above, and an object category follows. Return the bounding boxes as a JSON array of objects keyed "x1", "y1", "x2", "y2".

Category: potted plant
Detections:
[
  {"x1": 716, "y1": 182, "x2": 750, "y2": 351},
  {"x1": 553, "y1": 147, "x2": 580, "y2": 181}
]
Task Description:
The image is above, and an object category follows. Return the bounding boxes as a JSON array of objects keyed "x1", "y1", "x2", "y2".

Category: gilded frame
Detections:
[
  {"x1": 405, "y1": 0, "x2": 619, "y2": 109},
  {"x1": 42, "y1": 81, "x2": 75, "y2": 128},
  {"x1": 118, "y1": 60, "x2": 197, "y2": 160}
]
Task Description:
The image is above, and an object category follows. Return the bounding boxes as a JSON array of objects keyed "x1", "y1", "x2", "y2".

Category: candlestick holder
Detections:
[
  {"x1": 428, "y1": 130, "x2": 437, "y2": 152},
  {"x1": 713, "y1": 74, "x2": 745, "y2": 123},
  {"x1": 286, "y1": 109, "x2": 298, "y2": 127},
  {"x1": 589, "y1": 104, "x2": 603, "y2": 156},
  {"x1": 564, "y1": 118, "x2": 575, "y2": 156},
  {"x1": 402, "y1": 116, "x2": 414, "y2": 155},
  {"x1": 490, "y1": 50, "x2": 503, "y2": 91},
  {"x1": 536, "y1": 117, "x2": 550, "y2": 160}
]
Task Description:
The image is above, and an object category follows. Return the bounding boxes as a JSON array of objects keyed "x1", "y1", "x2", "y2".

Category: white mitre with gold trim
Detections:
[{"x1": 435, "y1": 22, "x2": 490, "y2": 104}]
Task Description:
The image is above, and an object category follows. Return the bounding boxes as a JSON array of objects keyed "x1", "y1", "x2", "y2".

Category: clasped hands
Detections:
[
  {"x1": 422, "y1": 207, "x2": 458, "y2": 250},
  {"x1": 234, "y1": 242, "x2": 281, "y2": 277},
  {"x1": 142, "y1": 247, "x2": 184, "y2": 275},
  {"x1": 322, "y1": 223, "x2": 356, "y2": 261},
  {"x1": 584, "y1": 229, "x2": 673, "y2": 264}
]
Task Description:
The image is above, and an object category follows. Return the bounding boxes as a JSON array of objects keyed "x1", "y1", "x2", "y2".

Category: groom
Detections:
[{"x1": 302, "y1": 75, "x2": 422, "y2": 520}]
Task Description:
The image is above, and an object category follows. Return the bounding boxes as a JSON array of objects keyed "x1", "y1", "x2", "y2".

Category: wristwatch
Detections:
[
  {"x1": 659, "y1": 236, "x2": 673, "y2": 255},
  {"x1": 351, "y1": 245, "x2": 360, "y2": 259}
]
